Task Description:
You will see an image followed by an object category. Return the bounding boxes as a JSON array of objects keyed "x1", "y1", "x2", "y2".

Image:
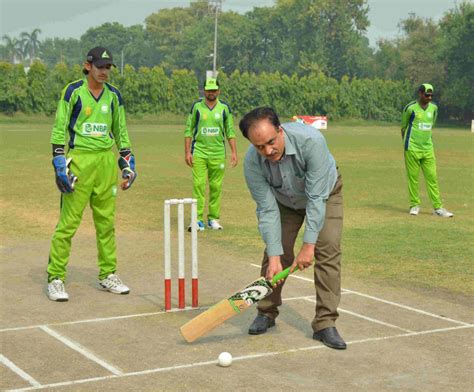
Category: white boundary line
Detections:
[
  {"x1": 39, "y1": 326, "x2": 123, "y2": 376},
  {"x1": 7, "y1": 324, "x2": 473, "y2": 392},
  {"x1": 0, "y1": 354, "x2": 41, "y2": 388},
  {"x1": 250, "y1": 263, "x2": 470, "y2": 326}
]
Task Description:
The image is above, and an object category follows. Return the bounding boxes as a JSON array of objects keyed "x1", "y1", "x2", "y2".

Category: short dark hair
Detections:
[
  {"x1": 82, "y1": 68, "x2": 89, "y2": 75},
  {"x1": 239, "y1": 107, "x2": 281, "y2": 139}
]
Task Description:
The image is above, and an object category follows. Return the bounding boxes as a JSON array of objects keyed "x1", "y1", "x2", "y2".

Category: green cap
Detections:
[
  {"x1": 204, "y1": 78, "x2": 219, "y2": 91},
  {"x1": 419, "y1": 83, "x2": 434, "y2": 93}
]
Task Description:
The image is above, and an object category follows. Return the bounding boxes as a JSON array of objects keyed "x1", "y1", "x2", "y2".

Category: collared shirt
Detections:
[
  {"x1": 184, "y1": 98, "x2": 236, "y2": 158},
  {"x1": 51, "y1": 79, "x2": 131, "y2": 151},
  {"x1": 401, "y1": 100, "x2": 438, "y2": 152},
  {"x1": 244, "y1": 122, "x2": 337, "y2": 256}
]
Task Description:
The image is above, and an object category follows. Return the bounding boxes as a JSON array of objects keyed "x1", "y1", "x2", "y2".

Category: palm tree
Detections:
[
  {"x1": 2, "y1": 35, "x2": 24, "y2": 64},
  {"x1": 20, "y1": 28, "x2": 42, "y2": 65}
]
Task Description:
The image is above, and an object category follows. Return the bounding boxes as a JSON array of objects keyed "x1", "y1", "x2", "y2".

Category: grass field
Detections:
[{"x1": 1, "y1": 114, "x2": 473, "y2": 298}]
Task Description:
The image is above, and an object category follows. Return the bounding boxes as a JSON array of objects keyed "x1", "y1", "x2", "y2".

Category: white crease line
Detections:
[
  {"x1": 1, "y1": 309, "x2": 184, "y2": 333},
  {"x1": 0, "y1": 354, "x2": 41, "y2": 387},
  {"x1": 8, "y1": 324, "x2": 473, "y2": 392},
  {"x1": 303, "y1": 297, "x2": 413, "y2": 332},
  {"x1": 250, "y1": 263, "x2": 470, "y2": 326},
  {"x1": 342, "y1": 288, "x2": 471, "y2": 326},
  {"x1": 0, "y1": 295, "x2": 335, "y2": 333},
  {"x1": 39, "y1": 326, "x2": 123, "y2": 376}
]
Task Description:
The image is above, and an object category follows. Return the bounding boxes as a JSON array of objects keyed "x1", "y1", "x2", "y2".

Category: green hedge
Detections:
[{"x1": 0, "y1": 61, "x2": 413, "y2": 122}]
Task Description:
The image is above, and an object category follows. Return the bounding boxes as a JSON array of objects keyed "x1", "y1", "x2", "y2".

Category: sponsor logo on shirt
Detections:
[
  {"x1": 419, "y1": 123, "x2": 432, "y2": 131},
  {"x1": 82, "y1": 122, "x2": 108, "y2": 137},
  {"x1": 427, "y1": 112, "x2": 432, "y2": 118},
  {"x1": 201, "y1": 127, "x2": 219, "y2": 136},
  {"x1": 85, "y1": 107, "x2": 93, "y2": 116},
  {"x1": 215, "y1": 113, "x2": 221, "y2": 119},
  {"x1": 101, "y1": 104, "x2": 109, "y2": 114}
]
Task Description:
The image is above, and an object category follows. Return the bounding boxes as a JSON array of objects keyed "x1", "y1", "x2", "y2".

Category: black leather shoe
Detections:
[
  {"x1": 313, "y1": 327, "x2": 347, "y2": 350},
  {"x1": 248, "y1": 314, "x2": 275, "y2": 335}
]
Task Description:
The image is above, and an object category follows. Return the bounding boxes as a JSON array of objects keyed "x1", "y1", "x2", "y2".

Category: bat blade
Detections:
[{"x1": 179, "y1": 267, "x2": 294, "y2": 343}]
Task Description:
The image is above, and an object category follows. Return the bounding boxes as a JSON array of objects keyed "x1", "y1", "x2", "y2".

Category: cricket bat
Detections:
[{"x1": 180, "y1": 266, "x2": 295, "y2": 343}]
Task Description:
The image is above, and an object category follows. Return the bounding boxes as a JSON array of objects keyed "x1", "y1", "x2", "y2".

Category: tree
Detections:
[
  {"x1": 20, "y1": 28, "x2": 42, "y2": 65},
  {"x1": 397, "y1": 14, "x2": 441, "y2": 85},
  {"x1": 39, "y1": 38, "x2": 82, "y2": 67},
  {"x1": 1, "y1": 35, "x2": 24, "y2": 64},
  {"x1": 437, "y1": 1, "x2": 474, "y2": 122}
]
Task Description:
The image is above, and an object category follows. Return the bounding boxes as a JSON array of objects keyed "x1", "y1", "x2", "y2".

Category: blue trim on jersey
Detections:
[
  {"x1": 106, "y1": 83, "x2": 123, "y2": 106},
  {"x1": 403, "y1": 101, "x2": 416, "y2": 113},
  {"x1": 191, "y1": 110, "x2": 201, "y2": 154},
  {"x1": 404, "y1": 111, "x2": 416, "y2": 151},
  {"x1": 68, "y1": 97, "x2": 82, "y2": 149},
  {"x1": 220, "y1": 100, "x2": 232, "y2": 114},
  {"x1": 189, "y1": 99, "x2": 202, "y2": 114},
  {"x1": 90, "y1": 88, "x2": 104, "y2": 103},
  {"x1": 64, "y1": 80, "x2": 83, "y2": 103}
]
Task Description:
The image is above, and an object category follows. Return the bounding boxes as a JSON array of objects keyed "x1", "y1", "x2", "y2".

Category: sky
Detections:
[{"x1": 0, "y1": 0, "x2": 460, "y2": 47}]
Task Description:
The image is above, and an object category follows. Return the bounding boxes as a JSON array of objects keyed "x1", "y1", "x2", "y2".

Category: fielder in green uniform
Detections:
[
  {"x1": 401, "y1": 83, "x2": 453, "y2": 218},
  {"x1": 184, "y1": 78, "x2": 238, "y2": 231},
  {"x1": 47, "y1": 47, "x2": 137, "y2": 302}
]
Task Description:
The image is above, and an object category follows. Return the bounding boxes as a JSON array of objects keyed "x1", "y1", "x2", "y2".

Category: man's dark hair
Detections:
[
  {"x1": 239, "y1": 107, "x2": 281, "y2": 139},
  {"x1": 82, "y1": 68, "x2": 89, "y2": 75}
]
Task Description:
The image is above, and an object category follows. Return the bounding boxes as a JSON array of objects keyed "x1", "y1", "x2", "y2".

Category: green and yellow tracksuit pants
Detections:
[
  {"x1": 47, "y1": 150, "x2": 118, "y2": 282},
  {"x1": 192, "y1": 155, "x2": 225, "y2": 222},
  {"x1": 404, "y1": 149, "x2": 443, "y2": 209}
]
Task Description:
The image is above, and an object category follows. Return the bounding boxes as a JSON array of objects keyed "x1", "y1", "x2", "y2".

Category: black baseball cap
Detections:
[{"x1": 86, "y1": 47, "x2": 116, "y2": 67}]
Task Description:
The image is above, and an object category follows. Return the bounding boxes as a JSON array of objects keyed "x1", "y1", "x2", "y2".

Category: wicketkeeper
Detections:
[{"x1": 47, "y1": 47, "x2": 136, "y2": 301}]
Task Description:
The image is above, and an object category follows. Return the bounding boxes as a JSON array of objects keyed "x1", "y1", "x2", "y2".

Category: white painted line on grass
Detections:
[
  {"x1": 303, "y1": 297, "x2": 414, "y2": 332},
  {"x1": 8, "y1": 324, "x2": 473, "y2": 391},
  {"x1": 0, "y1": 354, "x2": 41, "y2": 387},
  {"x1": 39, "y1": 326, "x2": 123, "y2": 376},
  {"x1": 250, "y1": 263, "x2": 471, "y2": 326}
]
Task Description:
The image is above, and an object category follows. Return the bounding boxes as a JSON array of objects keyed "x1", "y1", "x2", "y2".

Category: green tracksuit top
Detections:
[
  {"x1": 50, "y1": 79, "x2": 131, "y2": 151},
  {"x1": 184, "y1": 98, "x2": 236, "y2": 158},
  {"x1": 401, "y1": 100, "x2": 438, "y2": 152}
]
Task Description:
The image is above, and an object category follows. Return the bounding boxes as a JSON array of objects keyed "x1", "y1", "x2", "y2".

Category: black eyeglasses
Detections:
[{"x1": 424, "y1": 93, "x2": 433, "y2": 98}]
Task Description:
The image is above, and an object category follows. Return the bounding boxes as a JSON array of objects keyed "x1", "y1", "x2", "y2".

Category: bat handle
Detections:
[{"x1": 270, "y1": 266, "x2": 295, "y2": 285}]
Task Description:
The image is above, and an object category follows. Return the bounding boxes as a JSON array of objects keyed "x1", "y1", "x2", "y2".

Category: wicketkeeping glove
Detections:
[
  {"x1": 118, "y1": 148, "x2": 136, "y2": 190},
  {"x1": 52, "y1": 156, "x2": 77, "y2": 193}
]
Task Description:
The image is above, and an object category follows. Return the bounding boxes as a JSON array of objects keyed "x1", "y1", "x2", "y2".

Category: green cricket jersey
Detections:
[
  {"x1": 50, "y1": 79, "x2": 131, "y2": 151},
  {"x1": 401, "y1": 100, "x2": 438, "y2": 152},
  {"x1": 184, "y1": 98, "x2": 236, "y2": 158}
]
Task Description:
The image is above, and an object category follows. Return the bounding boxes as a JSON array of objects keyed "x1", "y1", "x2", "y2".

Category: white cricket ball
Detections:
[{"x1": 217, "y1": 352, "x2": 232, "y2": 367}]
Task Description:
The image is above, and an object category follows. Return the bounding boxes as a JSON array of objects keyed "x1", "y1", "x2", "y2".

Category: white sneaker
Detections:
[
  {"x1": 208, "y1": 219, "x2": 223, "y2": 230},
  {"x1": 187, "y1": 220, "x2": 205, "y2": 232},
  {"x1": 434, "y1": 208, "x2": 454, "y2": 218},
  {"x1": 99, "y1": 274, "x2": 130, "y2": 294},
  {"x1": 409, "y1": 206, "x2": 420, "y2": 216},
  {"x1": 47, "y1": 279, "x2": 69, "y2": 302}
]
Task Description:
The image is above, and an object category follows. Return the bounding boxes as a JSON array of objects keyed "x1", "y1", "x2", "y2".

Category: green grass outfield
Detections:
[{"x1": 1, "y1": 114, "x2": 473, "y2": 297}]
